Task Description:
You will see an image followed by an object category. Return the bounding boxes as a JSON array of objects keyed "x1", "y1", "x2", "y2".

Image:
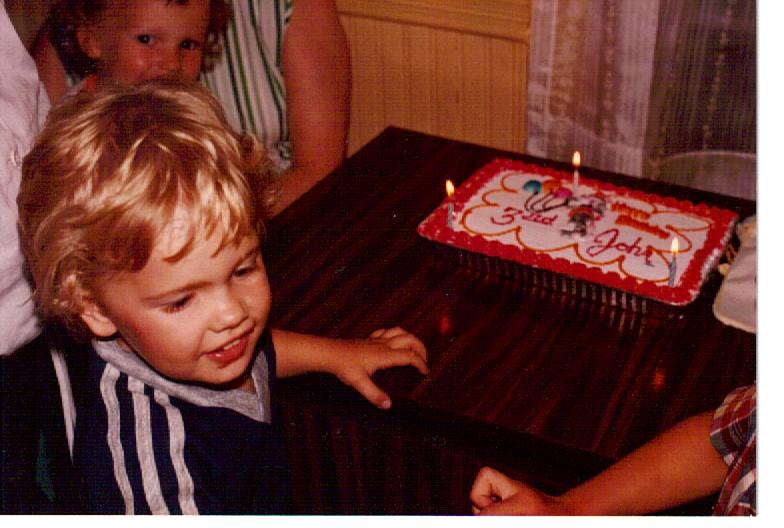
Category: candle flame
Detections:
[
  {"x1": 572, "y1": 151, "x2": 581, "y2": 169},
  {"x1": 670, "y1": 237, "x2": 679, "y2": 255},
  {"x1": 446, "y1": 179, "x2": 455, "y2": 197}
]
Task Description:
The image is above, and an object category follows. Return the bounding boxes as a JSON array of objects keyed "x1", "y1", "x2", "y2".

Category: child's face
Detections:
[
  {"x1": 80, "y1": 222, "x2": 271, "y2": 391},
  {"x1": 79, "y1": 0, "x2": 210, "y2": 85}
]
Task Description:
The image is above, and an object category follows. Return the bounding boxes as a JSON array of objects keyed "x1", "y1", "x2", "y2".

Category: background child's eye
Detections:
[
  {"x1": 136, "y1": 34, "x2": 153, "y2": 44},
  {"x1": 180, "y1": 39, "x2": 202, "y2": 50}
]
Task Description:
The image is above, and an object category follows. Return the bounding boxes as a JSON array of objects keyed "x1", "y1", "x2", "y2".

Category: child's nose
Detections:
[
  {"x1": 156, "y1": 48, "x2": 185, "y2": 77},
  {"x1": 212, "y1": 291, "x2": 247, "y2": 331}
]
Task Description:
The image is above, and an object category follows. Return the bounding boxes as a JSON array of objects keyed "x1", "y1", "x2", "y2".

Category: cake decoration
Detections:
[
  {"x1": 418, "y1": 158, "x2": 738, "y2": 306},
  {"x1": 571, "y1": 150, "x2": 580, "y2": 194},
  {"x1": 668, "y1": 238, "x2": 679, "y2": 287},
  {"x1": 446, "y1": 179, "x2": 455, "y2": 228}
]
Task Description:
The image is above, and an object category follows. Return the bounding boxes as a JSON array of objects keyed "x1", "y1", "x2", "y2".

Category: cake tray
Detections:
[{"x1": 426, "y1": 238, "x2": 730, "y2": 320}]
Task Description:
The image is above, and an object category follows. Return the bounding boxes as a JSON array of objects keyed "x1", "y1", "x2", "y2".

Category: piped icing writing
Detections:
[{"x1": 615, "y1": 214, "x2": 669, "y2": 239}]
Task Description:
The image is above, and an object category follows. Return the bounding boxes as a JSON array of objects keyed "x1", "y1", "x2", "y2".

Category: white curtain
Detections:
[{"x1": 526, "y1": 0, "x2": 756, "y2": 198}]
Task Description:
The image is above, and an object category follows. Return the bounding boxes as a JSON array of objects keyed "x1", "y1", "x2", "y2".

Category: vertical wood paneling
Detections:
[
  {"x1": 461, "y1": 34, "x2": 491, "y2": 147},
  {"x1": 338, "y1": 1, "x2": 531, "y2": 155},
  {"x1": 407, "y1": 24, "x2": 437, "y2": 134},
  {"x1": 379, "y1": 22, "x2": 411, "y2": 129},
  {"x1": 489, "y1": 38, "x2": 526, "y2": 150},
  {"x1": 341, "y1": 16, "x2": 384, "y2": 152},
  {"x1": 433, "y1": 31, "x2": 463, "y2": 138}
]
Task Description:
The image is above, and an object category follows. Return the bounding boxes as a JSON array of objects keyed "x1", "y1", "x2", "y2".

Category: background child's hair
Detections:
[
  {"x1": 47, "y1": 0, "x2": 229, "y2": 77},
  {"x1": 18, "y1": 78, "x2": 270, "y2": 340}
]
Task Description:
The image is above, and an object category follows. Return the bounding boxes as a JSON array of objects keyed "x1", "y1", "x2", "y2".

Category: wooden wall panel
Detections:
[
  {"x1": 337, "y1": 0, "x2": 531, "y2": 41},
  {"x1": 337, "y1": 0, "x2": 531, "y2": 155}
]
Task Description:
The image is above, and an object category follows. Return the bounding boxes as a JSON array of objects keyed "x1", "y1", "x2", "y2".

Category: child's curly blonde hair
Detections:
[{"x1": 19, "y1": 78, "x2": 271, "y2": 340}]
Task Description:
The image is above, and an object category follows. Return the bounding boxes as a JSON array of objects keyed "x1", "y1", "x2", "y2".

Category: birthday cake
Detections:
[{"x1": 417, "y1": 158, "x2": 738, "y2": 306}]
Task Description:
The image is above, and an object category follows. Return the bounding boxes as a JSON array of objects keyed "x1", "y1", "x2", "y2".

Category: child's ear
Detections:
[
  {"x1": 78, "y1": 294, "x2": 117, "y2": 338},
  {"x1": 76, "y1": 27, "x2": 102, "y2": 59}
]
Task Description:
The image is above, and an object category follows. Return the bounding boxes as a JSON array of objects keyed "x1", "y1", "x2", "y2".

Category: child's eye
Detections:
[
  {"x1": 234, "y1": 263, "x2": 258, "y2": 278},
  {"x1": 180, "y1": 39, "x2": 202, "y2": 51},
  {"x1": 162, "y1": 295, "x2": 192, "y2": 313},
  {"x1": 234, "y1": 256, "x2": 261, "y2": 278},
  {"x1": 136, "y1": 34, "x2": 153, "y2": 45}
]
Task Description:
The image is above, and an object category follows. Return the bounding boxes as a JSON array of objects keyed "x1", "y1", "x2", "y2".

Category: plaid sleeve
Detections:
[{"x1": 710, "y1": 384, "x2": 756, "y2": 516}]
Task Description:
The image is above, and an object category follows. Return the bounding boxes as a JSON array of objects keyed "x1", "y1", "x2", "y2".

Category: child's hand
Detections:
[
  {"x1": 470, "y1": 467, "x2": 569, "y2": 515},
  {"x1": 332, "y1": 326, "x2": 428, "y2": 410}
]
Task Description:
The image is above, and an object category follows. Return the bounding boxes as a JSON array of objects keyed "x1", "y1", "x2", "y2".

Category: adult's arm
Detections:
[
  {"x1": 273, "y1": 0, "x2": 350, "y2": 215},
  {"x1": 31, "y1": 21, "x2": 70, "y2": 104}
]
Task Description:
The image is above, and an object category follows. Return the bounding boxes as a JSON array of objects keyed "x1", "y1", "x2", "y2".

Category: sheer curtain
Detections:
[{"x1": 526, "y1": 0, "x2": 756, "y2": 199}]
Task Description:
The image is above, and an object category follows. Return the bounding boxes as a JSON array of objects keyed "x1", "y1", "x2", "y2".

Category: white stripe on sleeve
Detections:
[
  {"x1": 129, "y1": 377, "x2": 169, "y2": 514},
  {"x1": 154, "y1": 389, "x2": 199, "y2": 514},
  {"x1": 100, "y1": 364, "x2": 134, "y2": 514}
]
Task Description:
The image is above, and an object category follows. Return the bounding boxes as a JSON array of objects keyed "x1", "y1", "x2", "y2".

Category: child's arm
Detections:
[
  {"x1": 270, "y1": 327, "x2": 428, "y2": 409},
  {"x1": 470, "y1": 411, "x2": 727, "y2": 515}
]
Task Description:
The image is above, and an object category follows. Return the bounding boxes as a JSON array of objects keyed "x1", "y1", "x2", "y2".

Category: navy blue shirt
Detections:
[{"x1": 71, "y1": 329, "x2": 289, "y2": 514}]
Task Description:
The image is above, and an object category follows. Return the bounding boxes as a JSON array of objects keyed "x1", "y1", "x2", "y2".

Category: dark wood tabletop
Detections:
[{"x1": 264, "y1": 127, "x2": 756, "y2": 515}]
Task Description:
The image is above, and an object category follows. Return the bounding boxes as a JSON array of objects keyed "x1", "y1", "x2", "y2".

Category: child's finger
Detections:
[
  {"x1": 470, "y1": 467, "x2": 502, "y2": 509},
  {"x1": 470, "y1": 493, "x2": 495, "y2": 513},
  {"x1": 476, "y1": 496, "x2": 528, "y2": 516},
  {"x1": 379, "y1": 333, "x2": 427, "y2": 360},
  {"x1": 380, "y1": 326, "x2": 408, "y2": 337},
  {"x1": 348, "y1": 375, "x2": 392, "y2": 410},
  {"x1": 369, "y1": 326, "x2": 409, "y2": 339},
  {"x1": 375, "y1": 346, "x2": 429, "y2": 375}
]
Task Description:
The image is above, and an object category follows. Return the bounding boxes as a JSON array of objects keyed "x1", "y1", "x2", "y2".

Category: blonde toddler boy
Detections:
[{"x1": 18, "y1": 79, "x2": 427, "y2": 514}]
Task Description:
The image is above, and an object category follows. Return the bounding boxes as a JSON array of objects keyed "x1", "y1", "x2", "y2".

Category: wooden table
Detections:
[{"x1": 265, "y1": 128, "x2": 756, "y2": 515}]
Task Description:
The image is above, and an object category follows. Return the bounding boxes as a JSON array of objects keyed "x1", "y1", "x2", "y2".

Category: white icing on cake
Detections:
[{"x1": 458, "y1": 169, "x2": 707, "y2": 285}]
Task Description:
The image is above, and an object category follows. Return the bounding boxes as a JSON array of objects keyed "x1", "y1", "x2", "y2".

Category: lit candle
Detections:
[
  {"x1": 446, "y1": 179, "x2": 455, "y2": 228},
  {"x1": 572, "y1": 151, "x2": 581, "y2": 195},
  {"x1": 668, "y1": 238, "x2": 679, "y2": 287}
]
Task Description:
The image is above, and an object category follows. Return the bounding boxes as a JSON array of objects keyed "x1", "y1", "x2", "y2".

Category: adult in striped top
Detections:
[
  {"x1": 470, "y1": 384, "x2": 756, "y2": 516},
  {"x1": 18, "y1": 80, "x2": 428, "y2": 514},
  {"x1": 202, "y1": 0, "x2": 350, "y2": 215},
  {"x1": 34, "y1": 0, "x2": 350, "y2": 215}
]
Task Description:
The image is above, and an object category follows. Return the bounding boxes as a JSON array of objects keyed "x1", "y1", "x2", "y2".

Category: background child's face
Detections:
[
  {"x1": 79, "y1": 0, "x2": 210, "y2": 85},
  {"x1": 80, "y1": 224, "x2": 271, "y2": 391}
]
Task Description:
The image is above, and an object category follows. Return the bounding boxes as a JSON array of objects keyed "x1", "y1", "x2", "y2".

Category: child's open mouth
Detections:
[{"x1": 206, "y1": 333, "x2": 251, "y2": 366}]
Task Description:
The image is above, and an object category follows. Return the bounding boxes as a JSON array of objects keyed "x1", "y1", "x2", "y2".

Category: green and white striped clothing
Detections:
[{"x1": 202, "y1": 0, "x2": 293, "y2": 173}]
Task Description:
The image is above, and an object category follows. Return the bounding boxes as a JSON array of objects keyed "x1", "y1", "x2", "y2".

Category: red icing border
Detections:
[{"x1": 418, "y1": 159, "x2": 738, "y2": 306}]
